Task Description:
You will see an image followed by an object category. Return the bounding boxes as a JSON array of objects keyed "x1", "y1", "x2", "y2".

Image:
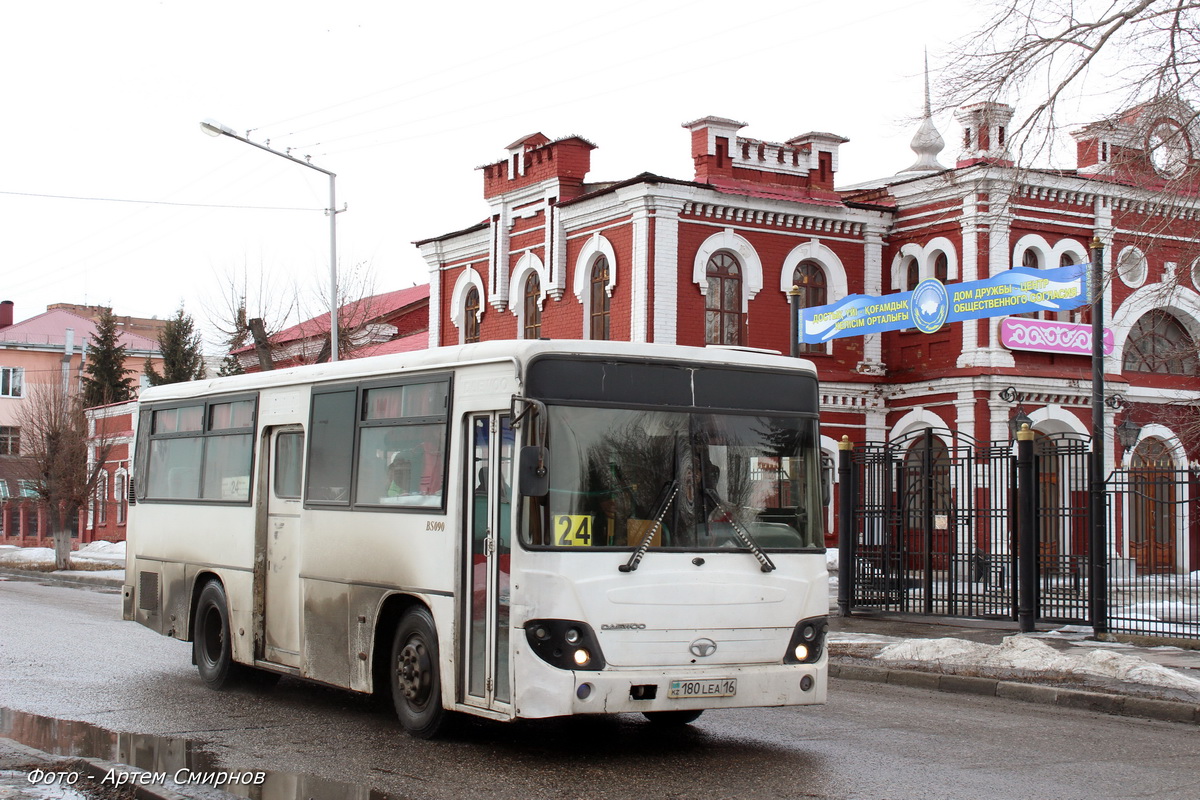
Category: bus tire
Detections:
[
  {"x1": 643, "y1": 709, "x2": 704, "y2": 725},
  {"x1": 390, "y1": 607, "x2": 447, "y2": 738},
  {"x1": 193, "y1": 580, "x2": 244, "y2": 690}
]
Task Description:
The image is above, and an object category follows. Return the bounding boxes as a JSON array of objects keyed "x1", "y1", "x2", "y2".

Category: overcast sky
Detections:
[{"x1": 3, "y1": 0, "x2": 1012, "y2": 348}]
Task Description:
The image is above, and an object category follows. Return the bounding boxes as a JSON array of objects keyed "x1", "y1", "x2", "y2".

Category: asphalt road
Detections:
[{"x1": 1, "y1": 576, "x2": 1197, "y2": 800}]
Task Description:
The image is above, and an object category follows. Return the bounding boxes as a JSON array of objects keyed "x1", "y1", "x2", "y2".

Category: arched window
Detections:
[
  {"x1": 905, "y1": 257, "x2": 920, "y2": 291},
  {"x1": 705, "y1": 252, "x2": 743, "y2": 346},
  {"x1": 934, "y1": 252, "x2": 949, "y2": 283},
  {"x1": 793, "y1": 260, "x2": 827, "y2": 354},
  {"x1": 1123, "y1": 310, "x2": 1198, "y2": 375},
  {"x1": 522, "y1": 273, "x2": 542, "y2": 340},
  {"x1": 115, "y1": 472, "x2": 128, "y2": 525},
  {"x1": 464, "y1": 286, "x2": 480, "y2": 344},
  {"x1": 95, "y1": 471, "x2": 108, "y2": 526},
  {"x1": 1022, "y1": 249, "x2": 1041, "y2": 269},
  {"x1": 590, "y1": 256, "x2": 610, "y2": 340}
]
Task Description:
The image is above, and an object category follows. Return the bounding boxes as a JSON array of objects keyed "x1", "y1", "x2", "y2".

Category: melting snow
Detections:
[{"x1": 876, "y1": 635, "x2": 1200, "y2": 698}]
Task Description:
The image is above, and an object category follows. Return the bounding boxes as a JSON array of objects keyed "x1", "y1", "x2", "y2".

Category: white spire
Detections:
[{"x1": 898, "y1": 51, "x2": 947, "y2": 174}]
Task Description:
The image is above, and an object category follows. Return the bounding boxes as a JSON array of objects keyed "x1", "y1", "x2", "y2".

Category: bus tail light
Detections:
[
  {"x1": 524, "y1": 619, "x2": 606, "y2": 671},
  {"x1": 783, "y1": 616, "x2": 827, "y2": 664}
]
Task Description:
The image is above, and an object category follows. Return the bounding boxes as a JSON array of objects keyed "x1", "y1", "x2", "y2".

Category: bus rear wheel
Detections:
[
  {"x1": 390, "y1": 607, "x2": 447, "y2": 738},
  {"x1": 643, "y1": 709, "x2": 704, "y2": 725},
  {"x1": 193, "y1": 580, "x2": 244, "y2": 690}
]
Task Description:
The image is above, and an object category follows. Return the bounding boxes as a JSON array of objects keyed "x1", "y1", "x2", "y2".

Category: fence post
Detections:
[
  {"x1": 1016, "y1": 423, "x2": 1036, "y2": 632},
  {"x1": 837, "y1": 435, "x2": 855, "y2": 617}
]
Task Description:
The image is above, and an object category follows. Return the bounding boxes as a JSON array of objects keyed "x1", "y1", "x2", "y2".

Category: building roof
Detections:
[
  {"x1": 0, "y1": 308, "x2": 160, "y2": 353},
  {"x1": 260, "y1": 284, "x2": 430, "y2": 348}
]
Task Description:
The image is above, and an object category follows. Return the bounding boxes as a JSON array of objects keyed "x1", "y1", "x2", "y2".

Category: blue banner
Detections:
[{"x1": 799, "y1": 264, "x2": 1088, "y2": 343}]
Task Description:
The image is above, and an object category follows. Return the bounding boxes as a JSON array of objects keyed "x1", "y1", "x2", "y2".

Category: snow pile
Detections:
[
  {"x1": 0, "y1": 546, "x2": 57, "y2": 567},
  {"x1": 825, "y1": 548, "x2": 839, "y2": 572},
  {"x1": 73, "y1": 540, "x2": 126, "y2": 564},
  {"x1": 876, "y1": 635, "x2": 1200, "y2": 698},
  {"x1": 0, "y1": 542, "x2": 126, "y2": 571}
]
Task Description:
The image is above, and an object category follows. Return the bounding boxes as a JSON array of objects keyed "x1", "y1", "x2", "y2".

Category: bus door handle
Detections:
[{"x1": 485, "y1": 532, "x2": 495, "y2": 557}]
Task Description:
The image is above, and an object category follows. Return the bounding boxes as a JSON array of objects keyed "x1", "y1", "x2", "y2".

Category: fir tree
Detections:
[
  {"x1": 81, "y1": 307, "x2": 134, "y2": 407},
  {"x1": 145, "y1": 306, "x2": 206, "y2": 385}
]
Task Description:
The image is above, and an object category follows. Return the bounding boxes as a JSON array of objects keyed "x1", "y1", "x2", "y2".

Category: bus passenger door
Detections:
[
  {"x1": 462, "y1": 414, "x2": 513, "y2": 712},
  {"x1": 261, "y1": 425, "x2": 304, "y2": 668}
]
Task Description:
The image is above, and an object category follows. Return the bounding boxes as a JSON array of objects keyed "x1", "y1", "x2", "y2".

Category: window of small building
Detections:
[
  {"x1": 0, "y1": 367, "x2": 24, "y2": 398},
  {"x1": 0, "y1": 426, "x2": 19, "y2": 455},
  {"x1": 705, "y1": 251, "x2": 743, "y2": 346},
  {"x1": 95, "y1": 471, "x2": 108, "y2": 525}
]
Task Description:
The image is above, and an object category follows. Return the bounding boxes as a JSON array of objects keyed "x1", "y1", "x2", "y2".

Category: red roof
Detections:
[{"x1": 259, "y1": 284, "x2": 430, "y2": 348}]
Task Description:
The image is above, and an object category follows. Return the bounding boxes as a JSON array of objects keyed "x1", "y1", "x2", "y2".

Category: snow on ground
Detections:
[
  {"x1": 0, "y1": 541, "x2": 125, "y2": 570},
  {"x1": 875, "y1": 635, "x2": 1200, "y2": 698}
]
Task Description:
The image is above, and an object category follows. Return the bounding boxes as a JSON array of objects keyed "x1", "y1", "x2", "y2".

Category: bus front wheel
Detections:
[
  {"x1": 390, "y1": 607, "x2": 447, "y2": 738},
  {"x1": 193, "y1": 580, "x2": 244, "y2": 690}
]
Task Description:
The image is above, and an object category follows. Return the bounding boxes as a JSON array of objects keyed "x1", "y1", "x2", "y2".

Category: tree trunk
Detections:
[{"x1": 52, "y1": 506, "x2": 73, "y2": 571}]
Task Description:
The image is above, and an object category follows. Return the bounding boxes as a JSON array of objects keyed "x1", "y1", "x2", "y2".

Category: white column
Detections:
[{"x1": 651, "y1": 199, "x2": 685, "y2": 344}]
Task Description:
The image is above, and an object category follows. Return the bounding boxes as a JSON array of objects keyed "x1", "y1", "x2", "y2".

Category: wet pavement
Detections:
[{"x1": 0, "y1": 560, "x2": 1197, "y2": 799}]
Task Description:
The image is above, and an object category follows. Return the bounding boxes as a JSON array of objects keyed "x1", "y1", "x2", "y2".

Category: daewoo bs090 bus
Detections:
[{"x1": 123, "y1": 340, "x2": 829, "y2": 737}]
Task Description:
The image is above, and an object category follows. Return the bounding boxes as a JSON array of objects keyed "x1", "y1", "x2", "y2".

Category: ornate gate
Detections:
[{"x1": 841, "y1": 427, "x2": 1091, "y2": 624}]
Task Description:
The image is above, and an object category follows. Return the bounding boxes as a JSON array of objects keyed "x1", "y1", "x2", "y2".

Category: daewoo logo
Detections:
[
  {"x1": 601, "y1": 623, "x2": 646, "y2": 630},
  {"x1": 689, "y1": 638, "x2": 718, "y2": 657}
]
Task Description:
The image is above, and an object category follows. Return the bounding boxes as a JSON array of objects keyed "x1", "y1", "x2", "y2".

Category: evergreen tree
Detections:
[
  {"x1": 145, "y1": 306, "x2": 206, "y2": 386},
  {"x1": 81, "y1": 307, "x2": 134, "y2": 407}
]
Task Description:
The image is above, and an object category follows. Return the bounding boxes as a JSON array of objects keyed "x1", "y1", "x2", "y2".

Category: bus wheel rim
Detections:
[{"x1": 397, "y1": 639, "x2": 431, "y2": 704}]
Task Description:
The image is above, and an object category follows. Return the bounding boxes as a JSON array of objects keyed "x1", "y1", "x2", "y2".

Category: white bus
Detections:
[{"x1": 123, "y1": 340, "x2": 829, "y2": 737}]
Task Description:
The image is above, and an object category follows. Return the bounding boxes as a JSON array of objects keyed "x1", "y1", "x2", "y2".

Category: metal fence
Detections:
[
  {"x1": 839, "y1": 427, "x2": 1199, "y2": 642},
  {"x1": 1106, "y1": 466, "x2": 1199, "y2": 640}
]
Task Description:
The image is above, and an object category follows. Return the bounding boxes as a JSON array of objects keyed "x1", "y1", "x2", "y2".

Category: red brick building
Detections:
[{"x1": 419, "y1": 100, "x2": 1200, "y2": 574}]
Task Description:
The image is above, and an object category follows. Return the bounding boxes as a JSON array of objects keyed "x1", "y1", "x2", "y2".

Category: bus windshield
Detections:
[{"x1": 521, "y1": 405, "x2": 823, "y2": 552}]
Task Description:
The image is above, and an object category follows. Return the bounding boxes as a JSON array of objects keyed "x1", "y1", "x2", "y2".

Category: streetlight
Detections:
[
  {"x1": 201, "y1": 119, "x2": 342, "y2": 362},
  {"x1": 1089, "y1": 234, "x2": 1107, "y2": 635}
]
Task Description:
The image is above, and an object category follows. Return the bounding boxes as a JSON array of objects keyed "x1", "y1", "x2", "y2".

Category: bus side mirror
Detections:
[
  {"x1": 519, "y1": 446, "x2": 549, "y2": 497},
  {"x1": 820, "y1": 453, "x2": 834, "y2": 507}
]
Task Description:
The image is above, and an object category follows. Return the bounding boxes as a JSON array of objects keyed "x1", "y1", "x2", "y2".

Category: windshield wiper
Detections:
[
  {"x1": 703, "y1": 487, "x2": 776, "y2": 573},
  {"x1": 619, "y1": 480, "x2": 679, "y2": 573}
]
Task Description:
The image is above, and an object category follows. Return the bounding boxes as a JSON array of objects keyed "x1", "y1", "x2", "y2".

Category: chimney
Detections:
[
  {"x1": 0, "y1": 301, "x2": 12, "y2": 330},
  {"x1": 955, "y1": 102, "x2": 1015, "y2": 167}
]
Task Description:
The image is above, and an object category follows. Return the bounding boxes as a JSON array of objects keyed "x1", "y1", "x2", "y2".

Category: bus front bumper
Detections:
[{"x1": 514, "y1": 651, "x2": 827, "y2": 718}]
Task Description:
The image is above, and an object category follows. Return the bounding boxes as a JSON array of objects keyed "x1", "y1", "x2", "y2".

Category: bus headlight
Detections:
[
  {"x1": 524, "y1": 619, "x2": 607, "y2": 671},
  {"x1": 784, "y1": 616, "x2": 827, "y2": 664}
]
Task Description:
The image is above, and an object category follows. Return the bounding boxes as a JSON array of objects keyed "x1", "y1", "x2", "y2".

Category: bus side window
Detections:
[{"x1": 307, "y1": 390, "x2": 356, "y2": 504}]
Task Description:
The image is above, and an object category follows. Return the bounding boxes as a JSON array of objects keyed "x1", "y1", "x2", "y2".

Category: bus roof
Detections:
[{"x1": 137, "y1": 340, "x2": 817, "y2": 404}]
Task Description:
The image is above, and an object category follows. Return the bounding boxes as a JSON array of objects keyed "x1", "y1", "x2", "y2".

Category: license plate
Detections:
[{"x1": 667, "y1": 678, "x2": 737, "y2": 699}]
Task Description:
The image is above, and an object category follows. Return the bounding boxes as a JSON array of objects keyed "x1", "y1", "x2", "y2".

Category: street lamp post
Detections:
[
  {"x1": 1089, "y1": 235, "x2": 1108, "y2": 635},
  {"x1": 201, "y1": 119, "x2": 342, "y2": 362}
]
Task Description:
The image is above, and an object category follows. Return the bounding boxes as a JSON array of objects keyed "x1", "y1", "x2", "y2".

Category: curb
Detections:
[
  {"x1": 830, "y1": 663, "x2": 1200, "y2": 725},
  {"x1": 0, "y1": 566, "x2": 123, "y2": 590}
]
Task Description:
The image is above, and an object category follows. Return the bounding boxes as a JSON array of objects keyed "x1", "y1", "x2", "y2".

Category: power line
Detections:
[{"x1": 0, "y1": 189, "x2": 323, "y2": 212}]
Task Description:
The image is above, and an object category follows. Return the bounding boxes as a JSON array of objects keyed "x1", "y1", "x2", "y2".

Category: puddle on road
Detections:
[{"x1": 0, "y1": 707, "x2": 391, "y2": 800}]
